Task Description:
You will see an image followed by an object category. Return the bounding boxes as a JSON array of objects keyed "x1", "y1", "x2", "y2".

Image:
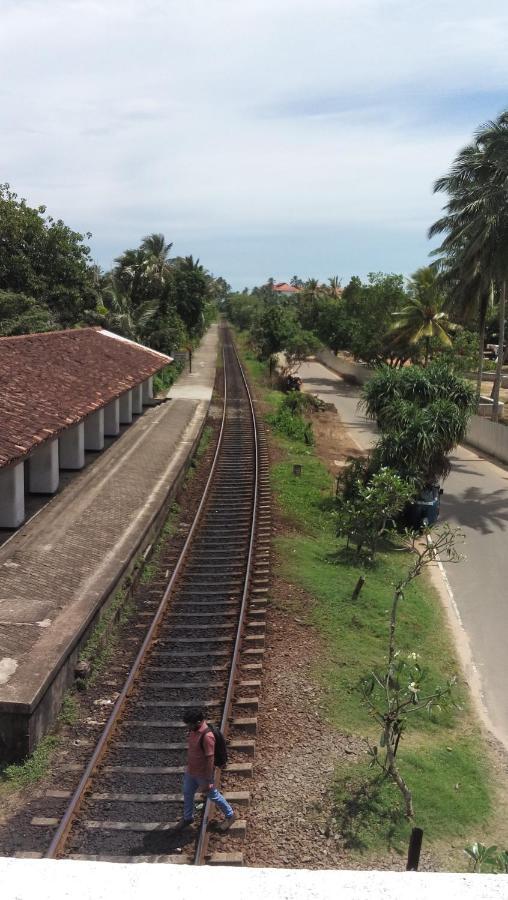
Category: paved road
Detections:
[{"x1": 299, "y1": 359, "x2": 508, "y2": 750}]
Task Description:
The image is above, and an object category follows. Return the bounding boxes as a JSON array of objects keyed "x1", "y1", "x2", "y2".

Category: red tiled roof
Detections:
[
  {"x1": 0, "y1": 328, "x2": 172, "y2": 468},
  {"x1": 273, "y1": 283, "x2": 300, "y2": 293}
]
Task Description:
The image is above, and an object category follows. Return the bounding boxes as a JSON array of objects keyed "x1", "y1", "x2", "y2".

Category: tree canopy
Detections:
[
  {"x1": 0, "y1": 186, "x2": 226, "y2": 355},
  {"x1": 0, "y1": 183, "x2": 99, "y2": 327}
]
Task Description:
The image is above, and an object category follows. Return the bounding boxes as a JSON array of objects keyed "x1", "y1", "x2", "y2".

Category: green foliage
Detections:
[
  {"x1": 225, "y1": 292, "x2": 263, "y2": 331},
  {"x1": 312, "y1": 296, "x2": 349, "y2": 353},
  {"x1": 251, "y1": 302, "x2": 296, "y2": 360},
  {"x1": 0, "y1": 183, "x2": 99, "y2": 327},
  {"x1": 280, "y1": 390, "x2": 326, "y2": 414},
  {"x1": 0, "y1": 188, "x2": 228, "y2": 350},
  {"x1": 0, "y1": 290, "x2": 55, "y2": 336},
  {"x1": 430, "y1": 111, "x2": 508, "y2": 418},
  {"x1": 170, "y1": 255, "x2": 209, "y2": 336},
  {"x1": 441, "y1": 327, "x2": 479, "y2": 372},
  {"x1": 340, "y1": 273, "x2": 409, "y2": 365},
  {"x1": 153, "y1": 361, "x2": 184, "y2": 395},
  {"x1": 361, "y1": 361, "x2": 475, "y2": 482},
  {"x1": 335, "y1": 468, "x2": 416, "y2": 559},
  {"x1": 268, "y1": 403, "x2": 314, "y2": 446},
  {"x1": 389, "y1": 267, "x2": 453, "y2": 364},
  {"x1": 464, "y1": 842, "x2": 502, "y2": 873},
  {"x1": 267, "y1": 394, "x2": 314, "y2": 444},
  {"x1": 58, "y1": 692, "x2": 79, "y2": 726}
]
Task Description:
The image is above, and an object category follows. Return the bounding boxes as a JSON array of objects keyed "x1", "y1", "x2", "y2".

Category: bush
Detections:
[
  {"x1": 153, "y1": 361, "x2": 183, "y2": 394},
  {"x1": 268, "y1": 396, "x2": 314, "y2": 444}
]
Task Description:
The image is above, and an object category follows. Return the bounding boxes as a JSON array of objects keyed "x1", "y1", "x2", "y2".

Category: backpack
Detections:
[{"x1": 199, "y1": 724, "x2": 228, "y2": 768}]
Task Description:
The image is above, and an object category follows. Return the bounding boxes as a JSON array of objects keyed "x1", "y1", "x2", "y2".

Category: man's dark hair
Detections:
[{"x1": 183, "y1": 707, "x2": 205, "y2": 726}]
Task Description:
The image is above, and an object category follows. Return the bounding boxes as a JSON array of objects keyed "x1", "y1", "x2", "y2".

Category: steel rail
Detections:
[
  {"x1": 45, "y1": 347, "x2": 229, "y2": 859},
  {"x1": 193, "y1": 334, "x2": 260, "y2": 865}
]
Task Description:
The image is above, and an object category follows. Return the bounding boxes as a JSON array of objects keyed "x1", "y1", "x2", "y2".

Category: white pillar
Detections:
[
  {"x1": 29, "y1": 440, "x2": 59, "y2": 493},
  {"x1": 84, "y1": 409, "x2": 104, "y2": 451},
  {"x1": 59, "y1": 423, "x2": 85, "y2": 469},
  {"x1": 142, "y1": 376, "x2": 154, "y2": 404},
  {"x1": 119, "y1": 390, "x2": 133, "y2": 424},
  {"x1": 132, "y1": 384, "x2": 143, "y2": 415},
  {"x1": 104, "y1": 399, "x2": 120, "y2": 436},
  {"x1": 0, "y1": 462, "x2": 25, "y2": 528}
]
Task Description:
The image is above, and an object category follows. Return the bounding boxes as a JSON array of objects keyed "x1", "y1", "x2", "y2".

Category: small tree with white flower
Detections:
[{"x1": 360, "y1": 523, "x2": 464, "y2": 818}]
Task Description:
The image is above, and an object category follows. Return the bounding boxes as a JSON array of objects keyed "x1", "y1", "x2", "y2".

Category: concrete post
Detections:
[
  {"x1": 84, "y1": 409, "x2": 104, "y2": 451},
  {"x1": 119, "y1": 390, "x2": 133, "y2": 424},
  {"x1": 29, "y1": 440, "x2": 60, "y2": 493},
  {"x1": 132, "y1": 383, "x2": 143, "y2": 415},
  {"x1": 0, "y1": 462, "x2": 25, "y2": 528},
  {"x1": 142, "y1": 376, "x2": 154, "y2": 404},
  {"x1": 104, "y1": 398, "x2": 120, "y2": 436},
  {"x1": 59, "y1": 423, "x2": 85, "y2": 470}
]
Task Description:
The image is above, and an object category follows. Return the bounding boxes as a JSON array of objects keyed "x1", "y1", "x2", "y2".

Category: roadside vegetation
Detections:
[{"x1": 236, "y1": 334, "x2": 499, "y2": 866}]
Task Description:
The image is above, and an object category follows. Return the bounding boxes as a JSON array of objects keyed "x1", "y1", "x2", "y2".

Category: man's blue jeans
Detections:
[{"x1": 183, "y1": 772, "x2": 234, "y2": 822}]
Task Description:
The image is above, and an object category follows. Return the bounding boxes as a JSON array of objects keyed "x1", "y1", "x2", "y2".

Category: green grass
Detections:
[
  {"x1": 332, "y1": 738, "x2": 491, "y2": 852},
  {"x1": 234, "y1": 330, "x2": 494, "y2": 858},
  {"x1": 274, "y1": 458, "x2": 462, "y2": 738},
  {"x1": 1, "y1": 736, "x2": 59, "y2": 789},
  {"x1": 58, "y1": 692, "x2": 80, "y2": 726}
]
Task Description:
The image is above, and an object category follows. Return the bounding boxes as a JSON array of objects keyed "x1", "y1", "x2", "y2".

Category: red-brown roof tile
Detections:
[
  {"x1": 273, "y1": 282, "x2": 300, "y2": 293},
  {"x1": 0, "y1": 328, "x2": 172, "y2": 468}
]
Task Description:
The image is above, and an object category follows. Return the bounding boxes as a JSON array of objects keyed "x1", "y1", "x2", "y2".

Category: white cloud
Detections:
[{"x1": 1, "y1": 0, "x2": 507, "y2": 283}]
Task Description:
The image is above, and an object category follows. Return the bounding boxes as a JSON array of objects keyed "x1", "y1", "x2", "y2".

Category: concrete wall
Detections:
[
  {"x1": 316, "y1": 349, "x2": 373, "y2": 385},
  {"x1": 1, "y1": 858, "x2": 506, "y2": 900},
  {"x1": 465, "y1": 414, "x2": 508, "y2": 465},
  {"x1": 465, "y1": 371, "x2": 508, "y2": 387}
]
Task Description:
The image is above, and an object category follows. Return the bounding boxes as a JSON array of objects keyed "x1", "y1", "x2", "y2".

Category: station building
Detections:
[{"x1": 0, "y1": 327, "x2": 172, "y2": 529}]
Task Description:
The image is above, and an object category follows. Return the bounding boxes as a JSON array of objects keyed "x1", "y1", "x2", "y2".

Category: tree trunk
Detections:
[
  {"x1": 385, "y1": 723, "x2": 414, "y2": 818},
  {"x1": 476, "y1": 317, "x2": 486, "y2": 408},
  {"x1": 492, "y1": 280, "x2": 506, "y2": 422},
  {"x1": 388, "y1": 590, "x2": 404, "y2": 665},
  {"x1": 424, "y1": 337, "x2": 430, "y2": 367}
]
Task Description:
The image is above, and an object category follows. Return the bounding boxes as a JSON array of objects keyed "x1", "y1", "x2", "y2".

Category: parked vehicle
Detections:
[
  {"x1": 282, "y1": 374, "x2": 302, "y2": 392},
  {"x1": 404, "y1": 484, "x2": 443, "y2": 530}
]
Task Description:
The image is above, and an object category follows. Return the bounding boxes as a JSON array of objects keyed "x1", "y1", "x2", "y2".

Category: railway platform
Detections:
[{"x1": 0, "y1": 325, "x2": 219, "y2": 761}]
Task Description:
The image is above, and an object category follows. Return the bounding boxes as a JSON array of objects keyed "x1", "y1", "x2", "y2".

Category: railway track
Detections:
[{"x1": 40, "y1": 328, "x2": 270, "y2": 866}]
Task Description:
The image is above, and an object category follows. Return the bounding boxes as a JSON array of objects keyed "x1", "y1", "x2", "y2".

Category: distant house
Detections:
[{"x1": 273, "y1": 282, "x2": 300, "y2": 295}]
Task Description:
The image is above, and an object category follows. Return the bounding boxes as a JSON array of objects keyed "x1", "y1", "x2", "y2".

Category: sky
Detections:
[{"x1": 1, "y1": 0, "x2": 508, "y2": 290}]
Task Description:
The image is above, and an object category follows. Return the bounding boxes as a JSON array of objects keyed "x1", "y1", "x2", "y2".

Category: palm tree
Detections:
[
  {"x1": 301, "y1": 278, "x2": 323, "y2": 302},
  {"x1": 327, "y1": 275, "x2": 342, "y2": 298},
  {"x1": 434, "y1": 247, "x2": 494, "y2": 400},
  {"x1": 430, "y1": 112, "x2": 508, "y2": 420},
  {"x1": 140, "y1": 233, "x2": 173, "y2": 284},
  {"x1": 101, "y1": 278, "x2": 159, "y2": 342},
  {"x1": 390, "y1": 268, "x2": 453, "y2": 365},
  {"x1": 113, "y1": 247, "x2": 147, "y2": 301}
]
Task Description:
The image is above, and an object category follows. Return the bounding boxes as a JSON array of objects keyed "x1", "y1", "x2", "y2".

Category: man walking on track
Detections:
[{"x1": 175, "y1": 706, "x2": 236, "y2": 832}]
